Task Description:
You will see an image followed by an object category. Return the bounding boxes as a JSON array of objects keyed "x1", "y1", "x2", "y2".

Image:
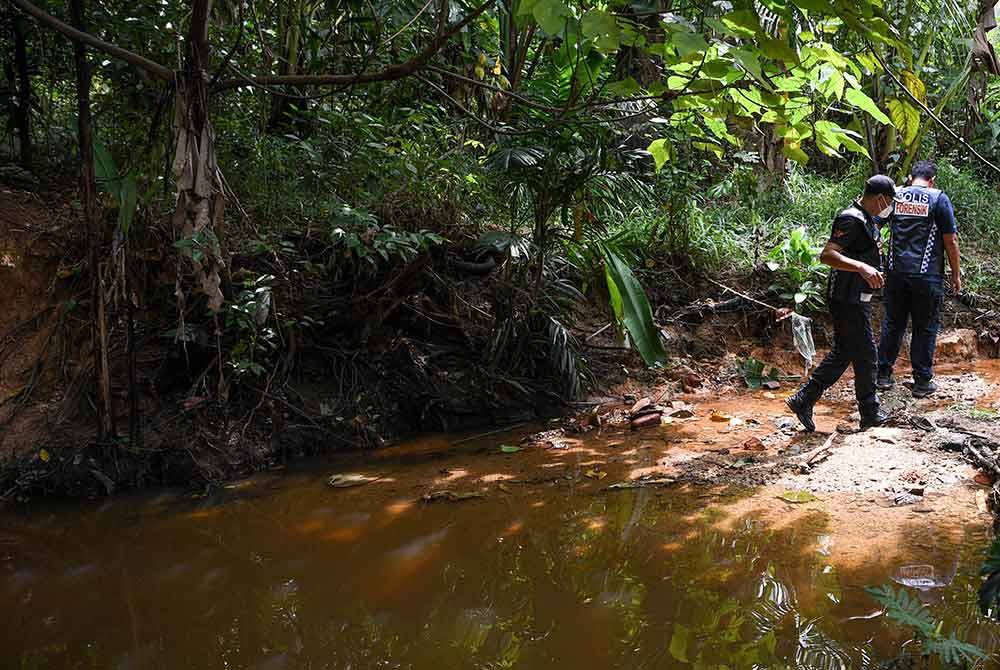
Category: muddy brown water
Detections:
[
  {"x1": 1, "y1": 446, "x2": 998, "y2": 669},
  {"x1": 5, "y1": 362, "x2": 1000, "y2": 668}
]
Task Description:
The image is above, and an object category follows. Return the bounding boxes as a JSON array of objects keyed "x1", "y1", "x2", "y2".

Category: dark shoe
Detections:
[
  {"x1": 876, "y1": 374, "x2": 895, "y2": 390},
  {"x1": 785, "y1": 392, "x2": 816, "y2": 432},
  {"x1": 912, "y1": 380, "x2": 938, "y2": 398},
  {"x1": 860, "y1": 409, "x2": 890, "y2": 429}
]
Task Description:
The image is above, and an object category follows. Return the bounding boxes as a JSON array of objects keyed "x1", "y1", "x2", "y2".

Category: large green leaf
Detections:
[
  {"x1": 845, "y1": 87, "x2": 891, "y2": 125},
  {"x1": 900, "y1": 70, "x2": 927, "y2": 105},
  {"x1": 118, "y1": 175, "x2": 138, "y2": 235},
  {"x1": 92, "y1": 139, "x2": 120, "y2": 187},
  {"x1": 718, "y1": 10, "x2": 759, "y2": 37},
  {"x1": 604, "y1": 261, "x2": 624, "y2": 326},
  {"x1": 671, "y1": 30, "x2": 709, "y2": 57},
  {"x1": 528, "y1": 0, "x2": 571, "y2": 35},
  {"x1": 603, "y1": 248, "x2": 667, "y2": 366},
  {"x1": 782, "y1": 141, "x2": 810, "y2": 165},
  {"x1": 647, "y1": 138, "x2": 673, "y2": 172},
  {"x1": 885, "y1": 97, "x2": 920, "y2": 148},
  {"x1": 813, "y1": 120, "x2": 869, "y2": 158}
]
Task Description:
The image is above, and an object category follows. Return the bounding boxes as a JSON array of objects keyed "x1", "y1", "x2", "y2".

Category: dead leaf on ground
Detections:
[
  {"x1": 629, "y1": 397, "x2": 652, "y2": 415},
  {"x1": 778, "y1": 490, "x2": 818, "y2": 504},
  {"x1": 710, "y1": 410, "x2": 732, "y2": 422},
  {"x1": 423, "y1": 490, "x2": 485, "y2": 503},
  {"x1": 974, "y1": 470, "x2": 993, "y2": 486},
  {"x1": 585, "y1": 469, "x2": 608, "y2": 480},
  {"x1": 742, "y1": 436, "x2": 765, "y2": 451},
  {"x1": 498, "y1": 483, "x2": 512, "y2": 493},
  {"x1": 327, "y1": 473, "x2": 380, "y2": 488},
  {"x1": 607, "y1": 476, "x2": 675, "y2": 489}
]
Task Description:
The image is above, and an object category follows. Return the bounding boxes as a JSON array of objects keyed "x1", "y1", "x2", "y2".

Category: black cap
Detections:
[{"x1": 864, "y1": 174, "x2": 897, "y2": 197}]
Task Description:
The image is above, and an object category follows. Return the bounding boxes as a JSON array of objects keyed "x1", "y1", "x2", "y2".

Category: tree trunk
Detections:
[
  {"x1": 758, "y1": 125, "x2": 786, "y2": 190},
  {"x1": 267, "y1": 0, "x2": 305, "y2": 130},
  {"x1": 172, "y1": 0, "x2": 225, "y2": 325},
  {"x1": 71, "y1": 0, "x2": 113, "y2": 440},
  {"x1": 13, "y1": 15, "x2": 32, "y2": 168}
]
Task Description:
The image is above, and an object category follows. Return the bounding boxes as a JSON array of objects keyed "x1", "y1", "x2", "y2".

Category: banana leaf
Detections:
[{"x1": 603, "y1": 247, "x2": 667, "y2": 366}]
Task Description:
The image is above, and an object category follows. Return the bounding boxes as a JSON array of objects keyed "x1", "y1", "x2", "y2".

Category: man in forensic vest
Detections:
[
  {"x1": 876, "y1": 160, "x2": 962, "y2": 397},
  {"x1": 785, "y1": 175, "x2": 895, "y2": 432}
]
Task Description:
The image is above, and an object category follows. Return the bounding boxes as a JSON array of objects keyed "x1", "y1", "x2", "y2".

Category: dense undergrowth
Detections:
[{"x1": 2, "y1": 0, "x2": 1000, "y2": 497}]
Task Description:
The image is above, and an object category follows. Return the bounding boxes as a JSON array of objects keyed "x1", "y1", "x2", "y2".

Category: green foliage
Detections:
[
  {"x1": 225, "y1": 273, "x2": 280, "y2": 379},
  {"x1": 602, "y1": 247, "x2": 667, "y2": 367},
  {"x1": 329, "y1": 205, "x2": 444, "y2": 270},
  {"x1": 740, "y1": 357, "x2": 780, "y2": 389},
  {"x1": 766, "y1": 227, "x2": 825, "y2": 312},
  {"x1": 93, "y1": 138, "x2": 139, "y2": 236},
  {"x1": 866, "y1": 584, "x2": 985, "y2": 667}
]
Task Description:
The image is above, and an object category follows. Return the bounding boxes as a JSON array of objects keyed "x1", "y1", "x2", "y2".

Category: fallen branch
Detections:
[
  {"x1": 966, "y1": 441, "x2": 1000, "y2": 480},
  {"x1": 798, "y1": 432, "x2": 839, "y2": 469}
]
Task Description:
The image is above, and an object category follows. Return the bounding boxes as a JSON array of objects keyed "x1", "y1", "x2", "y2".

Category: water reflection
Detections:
[{"x1": 0, "y1": 477, "x2": 996, "y2": 669}]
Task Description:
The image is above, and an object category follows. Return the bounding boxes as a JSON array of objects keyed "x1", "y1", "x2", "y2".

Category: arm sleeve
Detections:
[
  {"x1": 937, "y1": 193, "x2": 957, "y2": 234},
  {"x1": 828, "y1": 215, "x2": 860, "y2": 248}
]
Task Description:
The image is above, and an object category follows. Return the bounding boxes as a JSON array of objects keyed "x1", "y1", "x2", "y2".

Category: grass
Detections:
[{"x1": 948, "y1": 403, "x2": 1000, "y2": 422}]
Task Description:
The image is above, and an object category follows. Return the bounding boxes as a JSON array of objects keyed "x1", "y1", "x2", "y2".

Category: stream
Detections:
[
  {"x1": 4, "y1": 365, "x2": 1000, "y2": 668},
  {"x1": 0, "y1": 451, "x2": 998, "y2": 668}
]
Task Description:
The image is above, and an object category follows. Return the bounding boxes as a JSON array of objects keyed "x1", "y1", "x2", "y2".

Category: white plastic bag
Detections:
[{"x1": 790, "y1": 313, "x2": 816, "y2": 375}]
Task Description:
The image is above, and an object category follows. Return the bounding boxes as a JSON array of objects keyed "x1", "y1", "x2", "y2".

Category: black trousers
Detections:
[
  {"x1": 877, "y1": 273, "x2": 943, "y2": 383},
  {"x1": 801, "y1": 300, "x2": 879, "y2": 417}
]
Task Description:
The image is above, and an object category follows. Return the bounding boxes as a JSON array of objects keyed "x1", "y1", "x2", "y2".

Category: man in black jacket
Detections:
[{"x1": 786, "y1": 175, "x2": 895, "y2": 432}]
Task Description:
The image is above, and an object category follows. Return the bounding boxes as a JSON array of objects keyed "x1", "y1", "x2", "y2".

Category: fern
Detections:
[
  {"x1": 866, "y1": 584, "x2": 985, "y2": 667},
  {"x1": 865, "y1": 584, "x2": 936, "y2": 635},
  {"x1": 926, "y1": 634, "x2": 986, "y2": 666},
  {"x1": 545, "y1": 316, "x2": 581, "y2": 399}
]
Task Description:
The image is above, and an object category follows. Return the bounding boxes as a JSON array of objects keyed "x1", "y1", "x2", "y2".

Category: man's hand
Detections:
[
  {"x1": 859, "y1": 263, "x2": 885, "y2": 290},
  {"x1": 951, "y1": 270, "x2": 962, "y2": 294}
]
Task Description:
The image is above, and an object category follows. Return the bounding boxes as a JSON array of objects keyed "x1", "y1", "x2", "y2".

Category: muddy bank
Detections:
[{"x1": 2, "y1": 181, "x2": 1000, "y2": 499}]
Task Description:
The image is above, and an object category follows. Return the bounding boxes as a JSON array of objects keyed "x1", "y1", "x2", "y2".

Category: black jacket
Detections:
[{"x1": 826, "y1": 201, "x2": 882, "y2": 304}]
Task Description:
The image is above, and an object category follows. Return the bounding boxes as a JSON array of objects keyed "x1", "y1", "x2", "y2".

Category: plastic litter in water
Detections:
[{"x1": 892, "y1": 564, "x2": 948, "y2": 590}]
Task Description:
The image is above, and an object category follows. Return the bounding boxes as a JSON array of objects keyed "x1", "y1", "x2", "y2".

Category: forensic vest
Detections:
[
  {"x1": 888, "y1": 186, "x2": 948, "y2": 276},
  {"x1": 827, "y1": 203, "x2": 881, "y2": 304}
]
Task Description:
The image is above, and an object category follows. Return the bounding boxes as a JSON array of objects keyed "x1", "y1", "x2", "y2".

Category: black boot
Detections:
[
  {"x1": 912, "y1": 379, "x2": 938, "y2": 398},
  {"x1": 875, "y1": 373, "x2": 895, "y2": 390},
  {"x1": 860, "y1": 408, "x2": 889, "y2": 429},
  {"x1": 786, "y1": 387, "x2": 819, "y2": 432}
]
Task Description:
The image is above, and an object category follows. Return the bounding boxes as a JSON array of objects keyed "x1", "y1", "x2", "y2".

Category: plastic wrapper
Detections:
[{"x1": 790, "y1": 313, "x2": 816, "y2": 375}]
